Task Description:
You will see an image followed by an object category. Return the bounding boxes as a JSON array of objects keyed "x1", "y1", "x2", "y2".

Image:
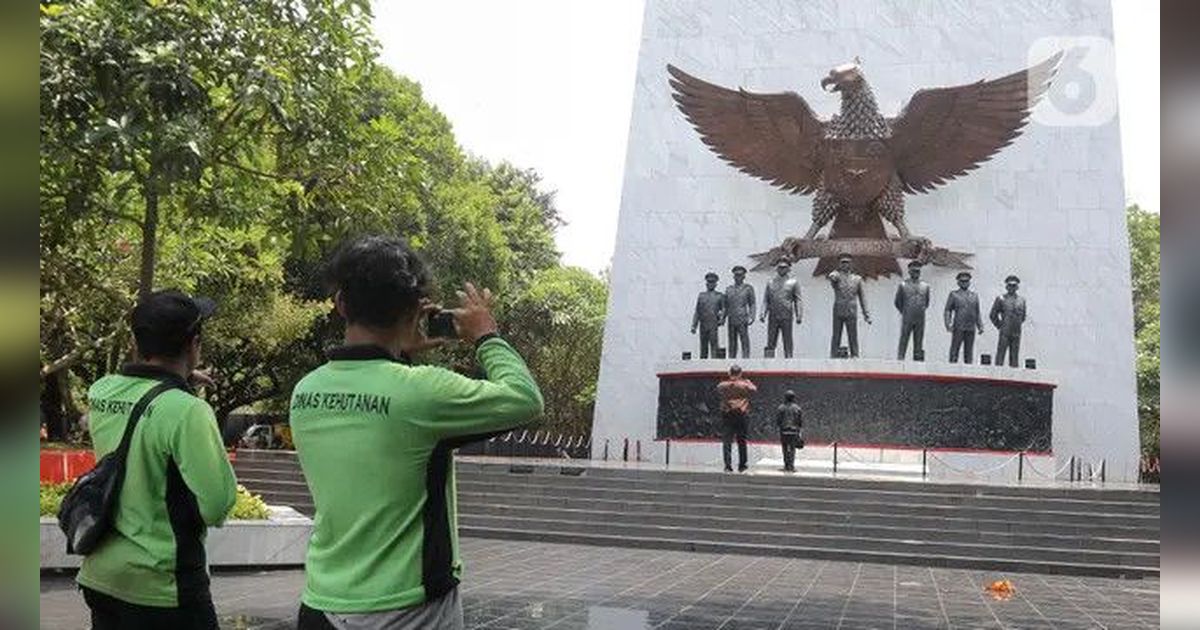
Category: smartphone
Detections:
[{"x1": 426, "y1": 310, "x2": 457, "y2": 339}]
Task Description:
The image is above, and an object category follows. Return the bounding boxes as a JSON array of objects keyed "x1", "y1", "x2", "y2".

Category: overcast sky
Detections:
[{"x1": 374, "y1": 0, "x2": 1159, "y2": 273}]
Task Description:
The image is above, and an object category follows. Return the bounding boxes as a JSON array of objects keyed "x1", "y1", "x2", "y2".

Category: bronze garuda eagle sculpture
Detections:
[{"x1": 667, "y1": 54, "x2": 1062, "y2": 278}]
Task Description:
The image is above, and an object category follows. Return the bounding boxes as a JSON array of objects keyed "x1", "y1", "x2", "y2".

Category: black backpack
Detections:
[{"x1": 58, "y1": 381, "x2": 178, "y2": 555}]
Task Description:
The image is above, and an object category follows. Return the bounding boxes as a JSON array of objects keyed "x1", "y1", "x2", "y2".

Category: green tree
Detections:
[{"x1": 1127, "y1": 204, "x2": 1159, "y2": 476}]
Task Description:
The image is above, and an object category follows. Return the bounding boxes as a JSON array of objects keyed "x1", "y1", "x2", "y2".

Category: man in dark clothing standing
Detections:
[
  {"x1": 990, "y1": 275, "x2": 1027, "y2": 367},
  {"x1": 716, "y1": 365, "x2": 757, "y2": 472},
  {"x1": 775, "y1": 390, "x2": 803, "y2": 473},
  {"x1": 944, "y1": 271, "x2": 984, "y2": 363},
  {"x1": 692, "y1": 272, "x2": 726, "y2": 359}
]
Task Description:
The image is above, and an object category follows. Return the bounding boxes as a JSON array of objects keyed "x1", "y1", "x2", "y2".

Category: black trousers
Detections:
[
  {"x1": 721, "y1": 412, "x2": 748, "y2": 471},
  {"x1": 780, "y1": 432, "x2": 800, "y2": 471},
  {"x1": 898, "y1": 318, "x2": 925, "y2": 360},
  {"x1": 727, "y1": 323, "x2": 751, "y2": 359},
  {"x1": 831, "y1": 315, "x2": 859, "y2": 357},
  {"x1": 82, "y1": 586, "x2": 218, "y2": 630},
  {"x1": 996, "y1": 332, "x2": 1021, "y2": 367},
  {"x1": 765, "y1": 316, "x2": 793, "y2": 358},
  {"x1": 698, "y1": 327, "x2": 720, "y2": 358},
  {"x1": 949, "y1": 329, "x2": 976, "y2": 363}
]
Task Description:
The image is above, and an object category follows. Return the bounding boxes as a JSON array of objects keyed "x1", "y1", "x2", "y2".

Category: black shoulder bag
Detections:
[{"x1": 58, "y1": 381, "x2": 178, "y2": 555}]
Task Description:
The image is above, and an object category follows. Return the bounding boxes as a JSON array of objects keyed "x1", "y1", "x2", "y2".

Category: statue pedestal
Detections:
[{"x1": 655, "y1": 358, "x2": 1057, "y2": 454}]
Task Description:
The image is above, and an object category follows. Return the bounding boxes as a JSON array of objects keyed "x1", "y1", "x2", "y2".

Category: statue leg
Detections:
[
  {"x1": 898, "y1": 322, "x2": 912, "y2": 360},
  {"x1": 962, "y1": 330, "x2": 975, "y2": 364},
  {"x1": 949, "y1": 330, "x2": 962, "y2": 363},
  {"x1": 913, "y1": 318, "x2": 925, "y2": 360},
  {"x1": 1010, "y1": 334, "x2": 1021, "y2": 367},
  {"x1": 846, "y1": 317, "x2": 859, "y2": 357},
  {"x1": 830, "y1": 317, "x2": 844, "y2": 358},
  {"x1": 877, "y1": 177, "x2": 911, "y2": 239},
  {"x1": 995, "y1": 333, "x2": 1007, "y2": 367},
  {"x1": 782, "y1": 321, "x2": 794, "y2": 358},
  {"x1": 804, "y1": 189, "x2": 838, "y2": 240},
  {"x1": 706, "y1": 329, "x2": 720, "y2": 359},
  {"x1": 727, "y1": 326, "x2": 739, "y2": 359},
  {"x1": 738, "y1": 325, "x2": 751, "y2": 358}
]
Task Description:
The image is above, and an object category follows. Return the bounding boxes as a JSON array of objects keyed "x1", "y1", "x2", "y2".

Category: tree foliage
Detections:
[
  {"x1": 1127, "y1": 205, "x2": 1159, "y2": 470},
  {"x1": 40, "y1": 0, "x2": 607, "y2": 441}
]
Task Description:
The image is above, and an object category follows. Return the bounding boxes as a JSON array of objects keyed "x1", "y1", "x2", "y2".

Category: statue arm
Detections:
[
  {"x1": 858, "y1": 281, "x2": 871, "y2": 322},
  {"x1": 749, "y1": 288, "x2": 757, "y2": 325},
  {"x1": 793, "y1": 284, "x2": 803, "y2": 323},
  {"x1": 894, "y1": 284, "x2": 904, "y2": 312},
  {"x1": 718, "y1": 294, "x2": 728, "y2": 326},
  {"x1": 943, "y1": 294, "x2": 954, "y2": 330},
  {"x1": 988, "y1": 297, "x2": 1002, "y2": 329},
  {"x1": 972, "y1": 298, "x2": 984, "y2": 333},
  {"x1": 691, "y1": 297, "x2": 700, "y2": 331},
  {"x1": 759, "y1": 284, "x2": 768, "y2": 321}
]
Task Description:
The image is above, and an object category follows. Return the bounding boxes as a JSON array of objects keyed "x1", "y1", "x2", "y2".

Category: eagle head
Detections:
[{"x1": 820, "y1": 59, "x2": 864, "y2": 93}]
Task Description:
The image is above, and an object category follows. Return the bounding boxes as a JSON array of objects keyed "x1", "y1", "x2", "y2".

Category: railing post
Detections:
[
  {"x1": 833, "y1": 441, "x2": 839, "y2": 475},
  {"x1": 1018, "y1": 451, "x2": 1025, "y2": 482},
  {"x1": 921, "y1": 448, "x2": 928, "y2": 479},
  {"x1": 1069, "y1": 455, "x2": 1077, "y2": 482},
  {"x1": 636, "y1": 439, "x2": 642, "y2": 462},
  {"x1": 1100, "y1": 459, "x2": 1106, "y2": 483},
  {"x1": 603, "y1": 439, "x2": 609, "y2": 461},
  {"x1": 665, "y1": 439, "x2": 671, "y2": 467},
  {"x1": 622, "y1": 437, "x2": 629, "y2": 462}
]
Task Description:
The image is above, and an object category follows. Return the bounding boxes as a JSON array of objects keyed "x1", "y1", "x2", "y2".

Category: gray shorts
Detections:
[{"x1": 323, "y1": 587, "x2": 463, "y2": 630}]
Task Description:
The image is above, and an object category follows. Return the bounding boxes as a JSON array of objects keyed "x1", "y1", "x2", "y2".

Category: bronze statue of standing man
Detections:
[
  {"x1": 944, "y1": 271, "x2": 984, "y2": 363},
  {"x1": 990, "y1": 275, "x2": 1027, "y2": 367},
  {"x1": 828, "y1": 254, "x2": 871, "y2": 358},
  {"x1": 894, "y1": 261, "x2": 931, "y2": 360},
  {"x1": 691, "y1": 271, "x2": 726, "y2": 359},
  {"x1": 724, "y1": 265, "x2": 756, "y2": 359},
  {"x1": 759, "y1": 259, "x2": 802, "y2": 358}
]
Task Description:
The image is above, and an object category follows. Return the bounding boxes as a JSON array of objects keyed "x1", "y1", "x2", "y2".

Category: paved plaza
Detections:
[{"x1": 41, "y1": 537, "x2": 1158, "y2": 629}]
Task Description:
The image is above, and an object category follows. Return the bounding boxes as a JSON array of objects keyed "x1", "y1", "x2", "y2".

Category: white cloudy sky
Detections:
[{"x1": 373, "y1": 0, "x2": 1159, "y2": 273}]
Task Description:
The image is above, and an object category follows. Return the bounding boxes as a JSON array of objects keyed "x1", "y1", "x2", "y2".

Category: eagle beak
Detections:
[{"x1": 820, "y1": 76, "x2": 837, "y2": 92}]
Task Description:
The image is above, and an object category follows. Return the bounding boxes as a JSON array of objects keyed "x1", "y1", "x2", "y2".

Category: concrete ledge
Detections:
[{"x1": 41, "y1": 505, "x2": 311, "y2": 570}]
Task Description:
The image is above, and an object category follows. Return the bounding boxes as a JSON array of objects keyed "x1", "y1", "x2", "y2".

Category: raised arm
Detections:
[{"x1": 170, "y1": 400, "x2": 237, "y2": 527}]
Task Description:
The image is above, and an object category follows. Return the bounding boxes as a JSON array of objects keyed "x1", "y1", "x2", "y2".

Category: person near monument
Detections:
[
  {"x1": 716, "y1": 365, "x2": 757, "y2": 472},
  {"x1": 944, "y1": 271, "x2": 985, "y2": 363},
  {"x1": 691, "y1": 271, "x2": 726, "y2": 359},
  {"x1": 894, "y1": 260, "x2": 931, "y2": 360},
  {"x1": 290, "y1": 236, "x2": 543, "y2": 629},
  {"x1": 759, "y1": 258, "x2": 802, "y2": 358},
  {"x1": 827, "y1": 253, "x2": 871, "y2": 358},
  {"x1": 724, "y1": 265, "x2": 757, "y2": 359},
  {"x1": 774, "y1": 390, "x2": 804, "y2": 473},
  {"x1": 990, "y1": 275, "x2": 1027, "y2": 367},
  {"x1": 76, "y1": 290, "x2": 236, "y2": 629}
]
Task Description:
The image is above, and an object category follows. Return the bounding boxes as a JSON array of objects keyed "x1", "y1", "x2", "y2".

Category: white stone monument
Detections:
[{"x1": 592, "y1": 0, "x2": 1139, "y2": 481}]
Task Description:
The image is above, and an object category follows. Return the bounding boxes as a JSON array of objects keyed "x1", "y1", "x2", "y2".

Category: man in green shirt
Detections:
[
  {"x1": 77, "y1": 290, "x2": 237, "y2": 629},
  {"x1": 291, "y1": 236, "x2": 544, "y2": 629}
]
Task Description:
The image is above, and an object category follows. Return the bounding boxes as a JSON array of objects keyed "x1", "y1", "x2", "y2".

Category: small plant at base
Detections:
[
  {"x1": 228, "y1": 484, "x2": 271, "y2": 520},
  {"x1": 40, "y1": 482, "x2": 73, "y2": 517}
]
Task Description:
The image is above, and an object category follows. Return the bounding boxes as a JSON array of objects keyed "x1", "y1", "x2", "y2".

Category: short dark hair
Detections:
[
  {"x1": 729, "y1": 365, "x2": 742, "y2": 376},
  {"x1": 784, "y1": 390, "x2": 796, "y2": 401},
  {"x1": 130, "y1": 290, "x2": 215, "y2": 360},
  {"x1": 326, "y1": 236, "x2": 430, "y2": 328}
]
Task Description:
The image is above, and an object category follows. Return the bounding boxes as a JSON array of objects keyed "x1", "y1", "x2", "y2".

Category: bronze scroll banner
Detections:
[{"x1": 750, "y1": 237, "x2": 972, "y2": 272}]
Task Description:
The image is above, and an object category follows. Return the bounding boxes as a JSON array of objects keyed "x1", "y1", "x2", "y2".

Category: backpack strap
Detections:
[{"x1": 111, "y1": 380, "x2": 180, "y2": 483}]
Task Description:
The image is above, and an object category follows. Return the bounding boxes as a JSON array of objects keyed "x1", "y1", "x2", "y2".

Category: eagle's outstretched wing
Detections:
[
  {"x1": 668, "y1": 64, "x2": 825, "y2": 195},
  {"x1": 887, "y1": 53, "x2": 1061, "y2": 194}
]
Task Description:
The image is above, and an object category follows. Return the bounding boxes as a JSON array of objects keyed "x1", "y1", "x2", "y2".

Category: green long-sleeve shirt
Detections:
[
  {"x1": 289, "y1": 335, "x2": 543, "y2": 613},
  {"x1": 76, "y1": 365, "x2": 237, "y2": 607}
]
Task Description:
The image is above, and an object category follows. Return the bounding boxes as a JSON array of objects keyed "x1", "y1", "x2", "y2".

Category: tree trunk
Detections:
[
  {"x1": 138, "y1": 181, "x2": 159, "y2": 299},
  {"x1": 41, "y1": 371, "x2": 68, "y2": 442}
]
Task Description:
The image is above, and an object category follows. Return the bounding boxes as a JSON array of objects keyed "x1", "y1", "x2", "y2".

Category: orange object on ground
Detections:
[{"x1": 985, "y1": 579, "x2": 1015, "y2": 601}]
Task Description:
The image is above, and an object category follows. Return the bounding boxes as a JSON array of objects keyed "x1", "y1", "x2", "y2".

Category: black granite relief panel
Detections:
[{"x1": 656, "y1": 372, "x2": 1054, "y2": 452}]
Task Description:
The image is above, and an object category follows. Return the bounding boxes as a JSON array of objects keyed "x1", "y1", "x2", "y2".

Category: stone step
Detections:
[
  {"x1": 455, "y1": 480, "x2": 1158, "y2": 528},
  {"x1": 455, "y1": 491, "x2": 1156, "y2": 540},
  {"x1": 457, "y1": 525, "x2": 1158, "y2": 579},
  {"x1": 448, "y1": 473, "x2": 1159, "y2": 515},
  {"x1": 462, "y1": 502, "x2": 1159, "y2": 553},
  {"x1": 457, "y1": 513, "x2": 1157, "y2": 569}
]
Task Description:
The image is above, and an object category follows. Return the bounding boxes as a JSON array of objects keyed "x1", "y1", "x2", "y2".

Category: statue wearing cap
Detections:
[
  {"x1": 691, "y1": 272, "x2": 727, "y2": 359},
  {"x1": 894, "y1": 261, "x2": 931, "y2": 360},
  {"x1": 827, "y1": 254, "x2": 871, "y2": 358},
  {"x1": 724, "y1": 265, "x2": 757, "y2": 359},
  {"x1": 989, "y1": 275, "x2": 1027, "y2": 367},
  {"x1": 759, "y1": 258, "x2": 802, "y2": 358},
  {"x1": 944, "y1": 271, "x2": 984, "y2": 363}
]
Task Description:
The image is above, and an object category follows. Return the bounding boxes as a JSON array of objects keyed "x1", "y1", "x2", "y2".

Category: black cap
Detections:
[
  {"x1": 1005, "y1": 275, "x2": 1020, "y2": 284},
  {"x1": 704, "y1": 272, "x2": 719, "y2": 281},
  {"x1": 838, "y1": 252, "x2": 853, "y2": 262},
  {"x1": 731, "y1": 265, "x2": 747, "y2": 273},
  {"x1": 956, "y1": 271, "x2": 972, "y2": 280},
  {"x1": 775, "y1": 258, "x2": 792, "y2": 267},
  {"x1": 907, "y1": 260, "x2": 922, "y2": 268},
  {"x1": 131, "y1": 290, "x2": 216, "y2": 347}
]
